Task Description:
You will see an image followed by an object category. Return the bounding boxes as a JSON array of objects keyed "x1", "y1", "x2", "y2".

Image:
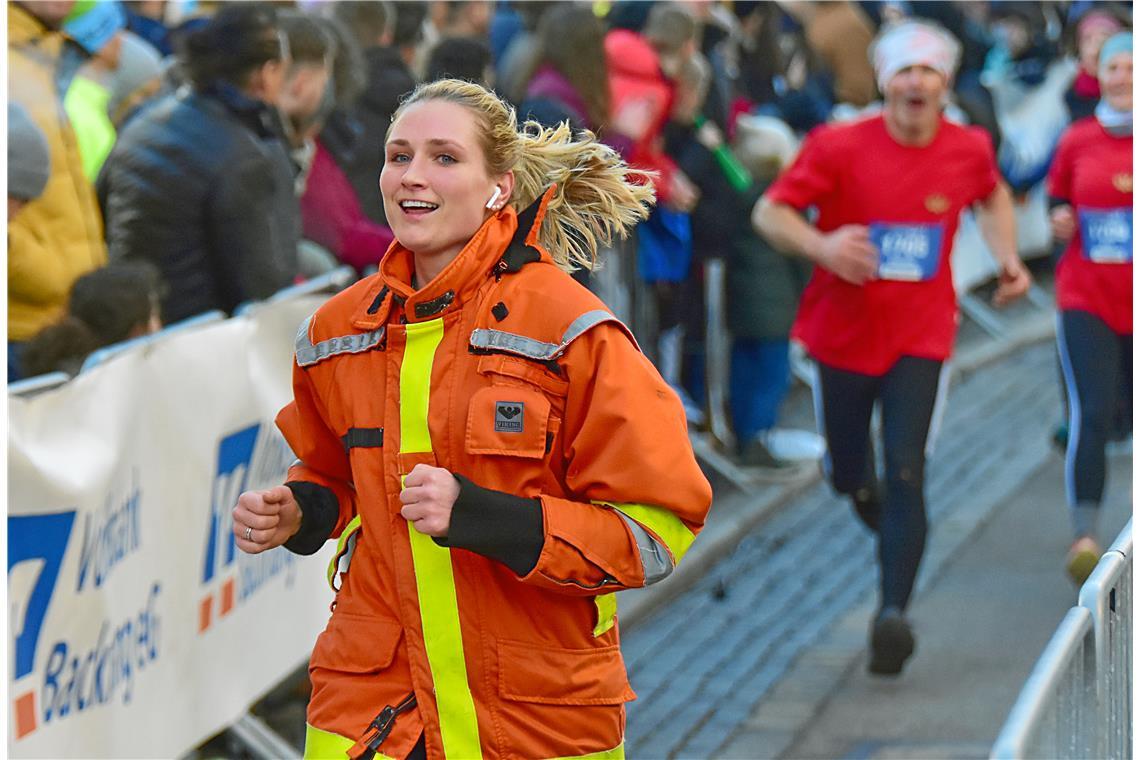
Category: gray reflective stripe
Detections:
[
  {"x1": 468, "y1": 309, "x2": 623, "y2": 361},
  {"x1": 616, "y1": 513, "x2": 674, "y2": 586},
  {"x1": 295, "y1": 315, "x2": 386, "y2": 367},
  {"x1": 562, "y1": 309, "x2": 617, "y2": 347}
]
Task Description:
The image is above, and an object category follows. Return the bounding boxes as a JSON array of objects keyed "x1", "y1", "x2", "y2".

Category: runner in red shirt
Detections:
[
  {"x1": 754, "y1": 20, "x2": 1031, "y2": 676},
  {"x1": 1047, "y1": 31, "x2": 1133, "y2": 584}
]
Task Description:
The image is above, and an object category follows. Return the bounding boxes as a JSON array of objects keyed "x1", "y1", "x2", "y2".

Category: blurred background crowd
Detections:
[{"x1": 7, "y1": 0, "x2": 1133, "y2": 467}]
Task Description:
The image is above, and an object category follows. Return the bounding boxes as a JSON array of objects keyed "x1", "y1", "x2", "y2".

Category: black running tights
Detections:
[{"x1": 816, "y1": 356, "x2": 944, "y2": 611}]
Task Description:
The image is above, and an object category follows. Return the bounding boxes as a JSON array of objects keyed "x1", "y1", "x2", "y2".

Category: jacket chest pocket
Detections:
[
  {"x1": 465, "y1": 385, "x2": 551, "y2": 459},
  {"x1": 465, "y1": 355, "x2": 567, "y2": 460}
]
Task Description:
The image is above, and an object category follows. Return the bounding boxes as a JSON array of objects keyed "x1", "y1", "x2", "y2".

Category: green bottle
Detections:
[{"x1": 694, "y1": 115, "x2": 753, "y2": 194}]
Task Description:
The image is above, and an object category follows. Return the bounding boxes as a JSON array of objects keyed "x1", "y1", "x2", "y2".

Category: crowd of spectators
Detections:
[{"x1": 7, "y1": 0, "x2": 1132, "y2": 467}]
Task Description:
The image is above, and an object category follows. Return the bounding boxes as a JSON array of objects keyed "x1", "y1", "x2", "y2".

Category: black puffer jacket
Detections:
[{"x1": 99, "y1": 83, "x2": 299, "y2": 323}]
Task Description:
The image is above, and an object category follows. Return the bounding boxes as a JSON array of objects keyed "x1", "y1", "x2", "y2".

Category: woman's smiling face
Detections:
[{"x1": 380, "y1": 99, "x2": 505, "y2": 264}]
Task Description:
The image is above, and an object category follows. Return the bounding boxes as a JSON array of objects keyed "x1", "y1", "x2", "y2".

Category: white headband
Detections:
[{"x1": 870, "y1": 20, "x2": 962, "y2": 92}]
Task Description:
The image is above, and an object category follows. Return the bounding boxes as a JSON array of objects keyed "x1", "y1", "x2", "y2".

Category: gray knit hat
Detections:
[
  {"x1": 108, "y1": 31, "x2": 163, "y2": 124},
  {"x1": 8, "y1": 102, "x2": 50, "y2": 201}
]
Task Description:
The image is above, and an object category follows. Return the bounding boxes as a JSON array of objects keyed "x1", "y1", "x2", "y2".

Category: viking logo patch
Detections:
[{"x1": 495, "y1": 402, "x2": 524, "y2": 433}]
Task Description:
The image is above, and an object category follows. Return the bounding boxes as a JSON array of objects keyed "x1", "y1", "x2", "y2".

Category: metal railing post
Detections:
[{"x1": 702, "y1": 258, "x2": 733, "y2": 450}]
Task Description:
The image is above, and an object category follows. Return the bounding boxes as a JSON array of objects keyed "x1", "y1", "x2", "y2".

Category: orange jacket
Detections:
[{"x1": 277, "y1": 189, "x2": 712, "y2": 760}]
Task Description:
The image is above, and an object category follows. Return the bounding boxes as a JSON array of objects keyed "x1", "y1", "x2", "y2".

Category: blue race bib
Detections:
[
  {"x1": 1079, "y1": 209, "x2": 1132, "y2": 263},
  {"x1": 869, "y1": 223, "x2": 943, "y2": 281}
]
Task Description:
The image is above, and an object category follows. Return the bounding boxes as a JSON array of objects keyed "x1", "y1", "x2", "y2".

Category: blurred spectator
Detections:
[
  {"x1": 416, "y1": 0, "x2": 491, "y2": 77},
  {"x1": 22, "y1": 262, "x2": 164, "y2": 378},
  {"x1": 488, "y1": 0, "x2": 524, "y2": 64},
  {"x1": 983, "y1": 3, "x2": 1058, "y2": 89},
  {"x1": 306, "y1": 11, "x2": 366, "y2": 177},
  {"x1": 108, "y1": 30, "x2": 165, "y2": 129},
  {"x1": 277, "y1": 11, "x2": 339, "y2": 278},
  {"x1": 731, "y1": 1, "x2": 834, "y2": 132},
  {"x1": 276, "y1": 12, "x2": 334, "y2": 161},
  {"x1": 122, "y1": 0, "x2": 173, "y2": 56},
  {"x1": 389, "y1": 0, "x2": 428, "y2": 65},
  {"x1": 1065, "y1": 8, "x2": 1126, "y2": 121},
  {"x1": 663, "y1": 51, "x2": 753, "y2": 421},
  {"x1": 298, "y1": 13, "x2": 396, "y2": 274},
  {"x1": 606, "y1": 0, "x2": 655, "y2": 33},
  {"x1": 98, "y1": 3, "x2": 299, "y2": 324},
  {"x1": 605, "y1": 2, "x2": 699, "y2": 209},
  {"x1": 9, "y1": 0, "x2": 109, "y2": 383},
  {"x1": 429, "y1": 0, "x2": 491, "y2": 39},
  {"x1": 516, "y1": 3, "x2": 610, "y2": 133},
  {"x1": 981, "y1": 2, "x2": 1074, "y2": 193},
  {"x1": 7, "y1": 103, "x2": 51, "y2": 222},
  {"x1": 781, "y1": 0, "x2": 877, "y2": 108},
  {"x1": 689, "y1": 0, "x2": 739, "y2": 131},
  {"x1": 63, "y1": 1, "x2": 125, "y2": 178},
  {"x1": 495, "y1": 1, "x2": 556, "y2": 105},
  {"x1": 607, "y1": 3, "x2": 704, "y2": 418},
  {"x1": 425, "y1": 35, "x2": 492, "y2": 84},
  {"x1": 330, "y1": 0, "x2": 418, "y2": 226},
  {"x1": 731, "y1": 2, "x2": 786, "y2": 110},
  {"x1": 727, "y1": 114, "x2": 811, "y2": 467}
]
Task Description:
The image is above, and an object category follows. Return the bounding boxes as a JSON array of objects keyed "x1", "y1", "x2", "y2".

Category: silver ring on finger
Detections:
[{"x1": 244, "y1": 525, "x2": 254, "y2": 542}]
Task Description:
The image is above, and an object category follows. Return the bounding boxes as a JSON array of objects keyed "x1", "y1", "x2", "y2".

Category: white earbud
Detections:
[{"x1": 485, "y1": 187, "x2": 502, "y2": 209}]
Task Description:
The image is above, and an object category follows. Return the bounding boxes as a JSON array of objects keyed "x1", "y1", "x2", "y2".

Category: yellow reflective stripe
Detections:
[
  {"x1": 326, "y1": 514, "x2": 363, "y2": 591},
  {"x1": 593, "y1": 593, "x2": 617, "y2": 637},
  {"x1": 400, "y1": 319, "x2": 444, "y2": 452},
  {"x1": 400, "y1": 318, "x2": 483, "y2": 759},
  {"x1": 407, "y1": 528, "x2": 482, "y2": 757},
  {"x1": 600, "y1": 502, "x2": 696, "y2": 564},
  {"x1": 304, "y1": 723, "x2": 397, "y2": 760},
  {"x1": 549, "y1": 741, "x2": 625, "y2": 759}
]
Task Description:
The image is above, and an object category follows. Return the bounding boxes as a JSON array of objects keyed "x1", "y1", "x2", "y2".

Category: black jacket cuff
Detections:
[
  {"x1": 433, "y1": 474, "x2": 545, "y2": 576},
  {"x1": 1048, "y1": 195, "x2": 1070, "y2": 211},
  {"x1": 283, "y1": 481, "x2": 339, "y2": 555}
]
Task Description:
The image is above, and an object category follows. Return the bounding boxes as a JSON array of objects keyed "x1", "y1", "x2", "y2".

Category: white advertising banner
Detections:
[{"x1": 8, "y1": 297, "x2": 336, "y2": 758}]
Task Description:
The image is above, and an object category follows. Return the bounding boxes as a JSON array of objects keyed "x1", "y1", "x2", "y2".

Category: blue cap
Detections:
[
  {"x1": 1099, "y1": 32, "x2": 1133, "y2": 72},
  {"x1": 64, "y1": 1, "x2": 127, "y2": 55}
]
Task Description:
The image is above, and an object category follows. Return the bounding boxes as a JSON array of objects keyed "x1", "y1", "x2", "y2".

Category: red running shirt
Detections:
[
  {"x1": 766, "y1": 115, "x2": 999, "y2": 375},
  {"x1": 1047, "y1": 117, "x2": 1133, "y2": 335}
]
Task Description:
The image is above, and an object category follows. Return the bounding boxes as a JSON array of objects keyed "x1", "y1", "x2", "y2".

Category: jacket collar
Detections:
[
  {"x1": 195, "y1": 81, "x2": 284, "y2": 139},
  {"x1": 352, "y1": 186, "x2": 557, "y2": 330}
]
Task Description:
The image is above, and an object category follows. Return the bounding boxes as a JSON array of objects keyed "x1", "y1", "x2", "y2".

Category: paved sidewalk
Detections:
[
  {"x1": 768, "y1": 451, "x2": 1132, "y2": 760},
  {"x1": 621, "y1": 335, "x2": 1077, "y2": 758},
  {"x1": 619, "y1": 284, "x2": 1134, "y2": 757}
]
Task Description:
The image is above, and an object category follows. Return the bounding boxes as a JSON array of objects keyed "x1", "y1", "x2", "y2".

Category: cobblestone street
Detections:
[{"x1": 621, "y1": 339, "x2": 1122, "y2": 758}]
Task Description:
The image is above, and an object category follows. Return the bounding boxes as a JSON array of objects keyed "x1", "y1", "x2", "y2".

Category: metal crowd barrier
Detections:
[
  {"x1": 991, "y1": 519, "x2": 1133, "y2": 759},
  {"x1": 8, "y1": 371, "x2": 72, "y2": 397},
  {"x1": 9, "y1": 267, "x2": 362, "y2": 394},
  {"x1": 1078, "y1": 519, "x2": 1133, "y2": 760},
  {"x1": 80, "y1": 310, "x2": 227, "y2": 373},
  {"x1": 234, "y1": 265, "x2": 357, "y2": 317}
]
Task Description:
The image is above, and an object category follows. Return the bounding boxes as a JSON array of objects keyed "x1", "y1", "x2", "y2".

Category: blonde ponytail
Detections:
[
  {"x1": 512, "y1": 119, "x2": 654, "y2": 271},
  {"x1": 392, "y1": 79, "x2": 656, "y2": 272}
]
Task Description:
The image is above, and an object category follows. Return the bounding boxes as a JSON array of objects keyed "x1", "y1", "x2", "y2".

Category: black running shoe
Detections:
[{"x1": 868, "y1": 607, "x2": 915, "y2": 676}]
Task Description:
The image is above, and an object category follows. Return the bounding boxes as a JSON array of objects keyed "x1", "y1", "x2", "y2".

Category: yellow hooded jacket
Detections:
[{"x1": 8, "y1": 4, "x2": 107, "y2": 342}]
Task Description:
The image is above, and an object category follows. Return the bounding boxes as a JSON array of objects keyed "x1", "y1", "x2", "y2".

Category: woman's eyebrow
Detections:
[{"x1": 386, "y1": 138, "x2": 466, "y2": 151}]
